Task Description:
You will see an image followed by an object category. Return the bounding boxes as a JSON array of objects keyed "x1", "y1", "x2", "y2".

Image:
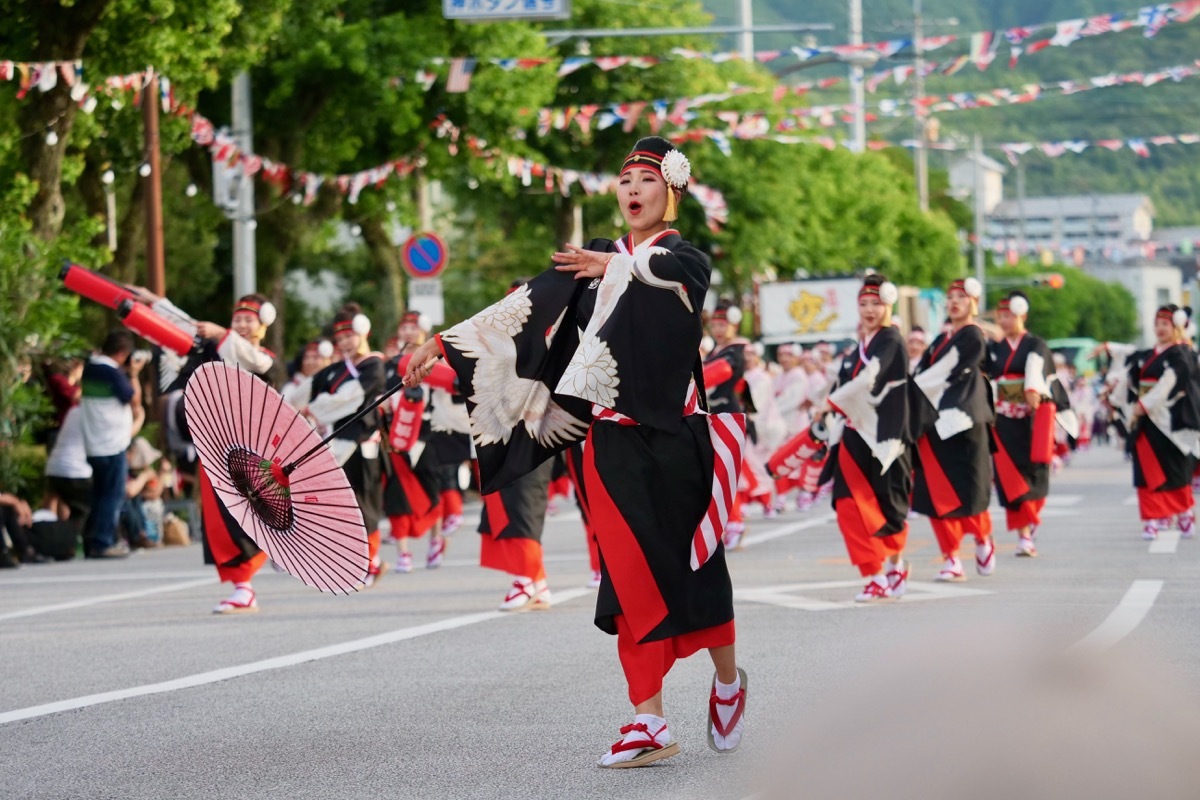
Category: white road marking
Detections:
[
  {"x1": 1067, "y1": 580, "x2": 1164, "y2": 655},
  {"x1": 737, "y1": 514, "x2": 838, "y2": 548},
  {"x1": 736, "y1": 580, "x2": 990, "y2": 612},
  {"x1": 1, "y1": 571, "x2": 214, "y2": 585},
  {"x1": 1149, "y1": 529, "x2": 1181, "y2": 555},
  {"x1": 0, "y1": 578, "x2": 219, "y2": 622},
  {"x1": 0, "y1": 587, "x2": 593, "y2": 725}
]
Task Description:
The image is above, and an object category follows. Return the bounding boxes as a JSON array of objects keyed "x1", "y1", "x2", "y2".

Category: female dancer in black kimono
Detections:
[{"x1": 403, "y1": 137, "x2": 747, "y2": 767}]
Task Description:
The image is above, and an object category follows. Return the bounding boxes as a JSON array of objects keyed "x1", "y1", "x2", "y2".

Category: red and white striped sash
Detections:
[{"x1": 591, "y1": 381, "x2": 744, "y2": 571}]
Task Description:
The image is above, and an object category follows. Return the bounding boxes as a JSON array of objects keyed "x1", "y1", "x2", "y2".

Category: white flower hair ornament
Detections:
[
  {"x1": 724, "y1": 306, "x2": 743, "y2": 326},
  {"x1": 257, "y1": 301, "x2": 277, "y2": 327},
  {"x1": 880, "y1": 281, "x2": 899, "y2": 307},
  {"x1": 1009, "y1": 295, "x2": 1030, "y2": 316},
  {"x1": 317, "y1": 340, "x2": 334, "y2": 359},
  {"x1": 1174, "y1": 309, "x2": 1189, "y2": 329},
  {"x1": 963, "y1": 278, "x2": 982, "y2": 300},
  {"x1": 352, "y1": 313, "x2": 371, "y2": 336},
  {"x1": 418, "y1": 313, "x2": 432, "y2": 333},
  {"x1": 660, "y1": 149, "x2": 691, "y2": 190}
]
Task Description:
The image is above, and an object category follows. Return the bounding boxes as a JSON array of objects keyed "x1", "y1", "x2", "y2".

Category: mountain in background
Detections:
[{"x1": 702, "y1": 1, "x2": 1200, "y2": 226}]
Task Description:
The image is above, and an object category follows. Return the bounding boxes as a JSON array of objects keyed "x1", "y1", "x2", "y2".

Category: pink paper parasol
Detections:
[{"x1": 184, "y1": 362, "x2": 369, "y2": 593}]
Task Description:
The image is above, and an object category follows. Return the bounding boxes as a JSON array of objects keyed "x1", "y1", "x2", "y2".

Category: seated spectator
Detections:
[
  {"x1": 121, "y1": 438, "x2": 163, "y2": 549},
  {"x1": 80, "y1": 330, "x2": 145, "y2": 559},
  {"x1": 45, "y1": 404, "x2": 93, "y2": 546},
  {"x1": 0, "y1": 490, "x2": 48, "y2": 567}
]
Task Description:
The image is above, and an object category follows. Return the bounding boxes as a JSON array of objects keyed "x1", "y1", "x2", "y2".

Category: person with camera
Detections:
[{"x1": 80, "y1": 330, "x2": 146, "y2": 559}]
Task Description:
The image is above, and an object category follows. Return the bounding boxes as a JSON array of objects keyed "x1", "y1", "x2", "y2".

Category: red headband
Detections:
[
  {"x1": 332, "y1": 319, "x2": 356, "y2": 335},
  {"x1": 859, "y1": 285, "x2": 882, "y2": 299},
  {"x1": 621, "y1": 150, "x2": 665, "y2": 178},
  {"x1": 234, "y1": 300, "x2": 263, "y2": 319},
  {"x1": 401, "y1": 313, "x2": 420, "y2": 326},
  {"x1": 1157, "y1": 308, "x2": 1177, "y2": 322}
]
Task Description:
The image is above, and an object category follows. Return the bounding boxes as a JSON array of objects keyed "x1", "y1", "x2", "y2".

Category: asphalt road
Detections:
[{"x1": 4, "y1": 444, "x2": 1200, "y2": 800}]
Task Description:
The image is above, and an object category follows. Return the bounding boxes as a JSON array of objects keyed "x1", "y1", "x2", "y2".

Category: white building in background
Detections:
[
  {"x1": 948, "y1": 152, "x2": 1007, "y2": 214},
  {"x1": 988, "y1": 194, "x2": 1155, "y2": 255},
  {"x1": 1087, "y1": 260, "x2": 1183, "y2": 346}
]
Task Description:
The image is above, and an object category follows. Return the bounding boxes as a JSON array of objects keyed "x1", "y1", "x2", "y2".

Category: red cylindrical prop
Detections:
[
  {"x1": 396, "y1": 354, "x2": 457, "y2": 392},
  {"x1": 703, "y1": 358, "x2": 733, "y2": 387},
  {"x1": 1030, "y1": 402, "x2": 1057, "y2": 464},
  {"x1": 117, "y1": 299, "x2": 195, "y2": 356},
  {"x1": 61, "y1": 263, "x2": 136, "y2": 310},
  {"x1": 388, "y1": 395, "x2": 425, "y2": 452},
  {"x1": 768, "y1": 427, "x2": 822, "y2": 479}
]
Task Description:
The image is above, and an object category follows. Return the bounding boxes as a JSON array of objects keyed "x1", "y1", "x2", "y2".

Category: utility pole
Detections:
[
  {"x1": 142, "y1": 74, "x2": 165, "y2": 296},
  {"x1": 974, "y1": 133, "x2": 986, "y2": 307},
  {"x1": 739, "y1": 0, "x2": 754, "y2": 61},
  {"x1": 1017, "y1": 160, "x2": 1027, "y2": 254},
  {"x1": 913, "y1": 0, "x2": 929, "y2": 211},
  {"x1": 849, "y1": 0, "x2": 866, "y2": 153},
  {"x1": 232, "y1": 72, "x2": 257, "y2": 298}
]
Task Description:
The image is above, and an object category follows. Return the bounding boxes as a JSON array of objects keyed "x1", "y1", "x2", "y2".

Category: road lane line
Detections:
[
  {"x1": 1, "y1": 571, "x2": 213, "y2": 585},
  {"x1": 0, "y1": 588, "x2": 593, "y2": 725},
  {"x1": 1149, "y1": 529, "x2": 1181, "y2": 555},
  {"x1": 0, "y1": 578, "x2": 219, "y2": 622},
  {"x1": 1067, "y1": 580, "x2": 1164, "y2": 655},
  {"x1": 738, "y1": 514, "x2": 837, "y2": 548}
]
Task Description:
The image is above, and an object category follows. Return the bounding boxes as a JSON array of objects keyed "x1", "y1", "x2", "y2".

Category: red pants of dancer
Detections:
[
  {"x1": 585, "y1": 527, "x2": 601, "y2": 573},
  {"x1": 440, "y1": 489, "x2": 463, "y2": 519},
  {"x1": 836, "y1": 498, "x2": 908, "y2": 577},
  {"x1": 216, "y1": 551, "x2": 267, "y2": 584},
  {"x1": 728, "y1": 493, "x2": 744, "y2": 525},
  {"x1": 616, "y1": 614, "x2": 736, "y2": 706},
  {"x1": 1004, "y1": 498, "x2": 1046, "y2": 532},
  {"x1": 548, "y1": 475, "x2": 571, "y2": 501},
  {"x1": 1138, "y1": 486, "x2": 1194, "y2": 521},
  {"x1": 480, "y1": 536, "x2": 545, "y2": 582},
  {"x1": 930, "y1": 512, "x2": 993, "y2": 558}
]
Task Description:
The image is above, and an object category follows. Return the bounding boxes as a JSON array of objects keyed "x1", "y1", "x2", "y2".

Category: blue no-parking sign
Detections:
[{"x1": 401, "y1": 232, "x2": 448, "y2": 279}]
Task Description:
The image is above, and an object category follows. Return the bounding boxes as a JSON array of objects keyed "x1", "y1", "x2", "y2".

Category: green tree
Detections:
[
  {"x1": 0, "y1": 178, "x2": 105, "y2": 491},
  {"x1": 985, "y1": 263, "x2": 1137, "y2": 341}
]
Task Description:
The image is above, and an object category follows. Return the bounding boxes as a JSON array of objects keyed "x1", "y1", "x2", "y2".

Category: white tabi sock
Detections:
[
  {"x1": 712, "y1": 674, "x2": 745, "y2": 751},
  {"x1": 224, "y1": 583, "x2": 254, "y2": 606},
  {"x1": 598, "y1": 714, "x2": 671, "y2": 766}
]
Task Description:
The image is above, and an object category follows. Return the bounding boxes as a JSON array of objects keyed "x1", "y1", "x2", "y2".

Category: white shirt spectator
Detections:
[
  {"x1": 80, "y1": 354, "x2": 134, "y2": 458},
  {"x1": 45, "y1": 406, "x2": 93, "y2": 480}
]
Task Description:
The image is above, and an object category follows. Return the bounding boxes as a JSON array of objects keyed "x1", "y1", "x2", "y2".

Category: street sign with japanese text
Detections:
[{"x1": 444, "y1": 0, "x2": 570, "y2": 21}]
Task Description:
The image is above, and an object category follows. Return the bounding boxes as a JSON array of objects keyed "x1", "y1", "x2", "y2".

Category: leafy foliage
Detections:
[
  {"x1": 986, "y1": 263, "x2": 1138, "y2": 341},
  {"x1": 0, "y1": 177, "x2": 104, "y2": 491}
]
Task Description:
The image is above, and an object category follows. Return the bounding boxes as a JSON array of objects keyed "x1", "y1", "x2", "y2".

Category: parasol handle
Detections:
[{"x1": 283, "y1": 356, "x2": 444, "y2": 475}]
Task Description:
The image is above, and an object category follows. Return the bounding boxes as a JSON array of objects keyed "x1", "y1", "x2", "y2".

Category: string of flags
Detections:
[
  {"x1": 429, "y1": 117, "x2": 729, "y2": 231},
  {"x1": 664, "y1": 125, "x2": 1200, "y2": 165},
  {"x1": 531, "y1": 59, "x2": 1200, "y2": 144},
  {"x1": 192, "y1": 109, "x2": 731, "y2": 230},
  {"x1": 752, "y1": 60, "x2": 1200, "y2": 134},
  {"x1": 399, "y1": 1, "x2": 1200, "y2": 94}
]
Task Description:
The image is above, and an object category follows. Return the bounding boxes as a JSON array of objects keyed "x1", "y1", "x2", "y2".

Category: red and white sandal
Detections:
[
  {"x1": 598, "y1": 721, "x2": 680, "y2": 768},
  {"x1": 212, "y1": 586, "x2": 258, "y2": 615},
  {"x1": 499, "y1": 579, "x2": 535, "y2": 612},
  {"x1": 707, "y1": 667, "x2": 748, "y2": 754}
]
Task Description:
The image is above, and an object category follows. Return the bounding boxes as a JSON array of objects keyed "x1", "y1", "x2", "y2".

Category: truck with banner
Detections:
[{"x1": 757, "y1": 278, "x2": 944, "y2": 345}]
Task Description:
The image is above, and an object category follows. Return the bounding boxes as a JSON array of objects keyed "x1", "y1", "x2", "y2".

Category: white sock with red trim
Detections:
[
  {"x1": 711, "y1": 674, "x2": 744, "y2": 751},
  {"x1": 223, "y1": 582, "x2": 254, "y2": 607},
  {"x1": 598, "y1": 714, "x2": 670, "y2": 766}
]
